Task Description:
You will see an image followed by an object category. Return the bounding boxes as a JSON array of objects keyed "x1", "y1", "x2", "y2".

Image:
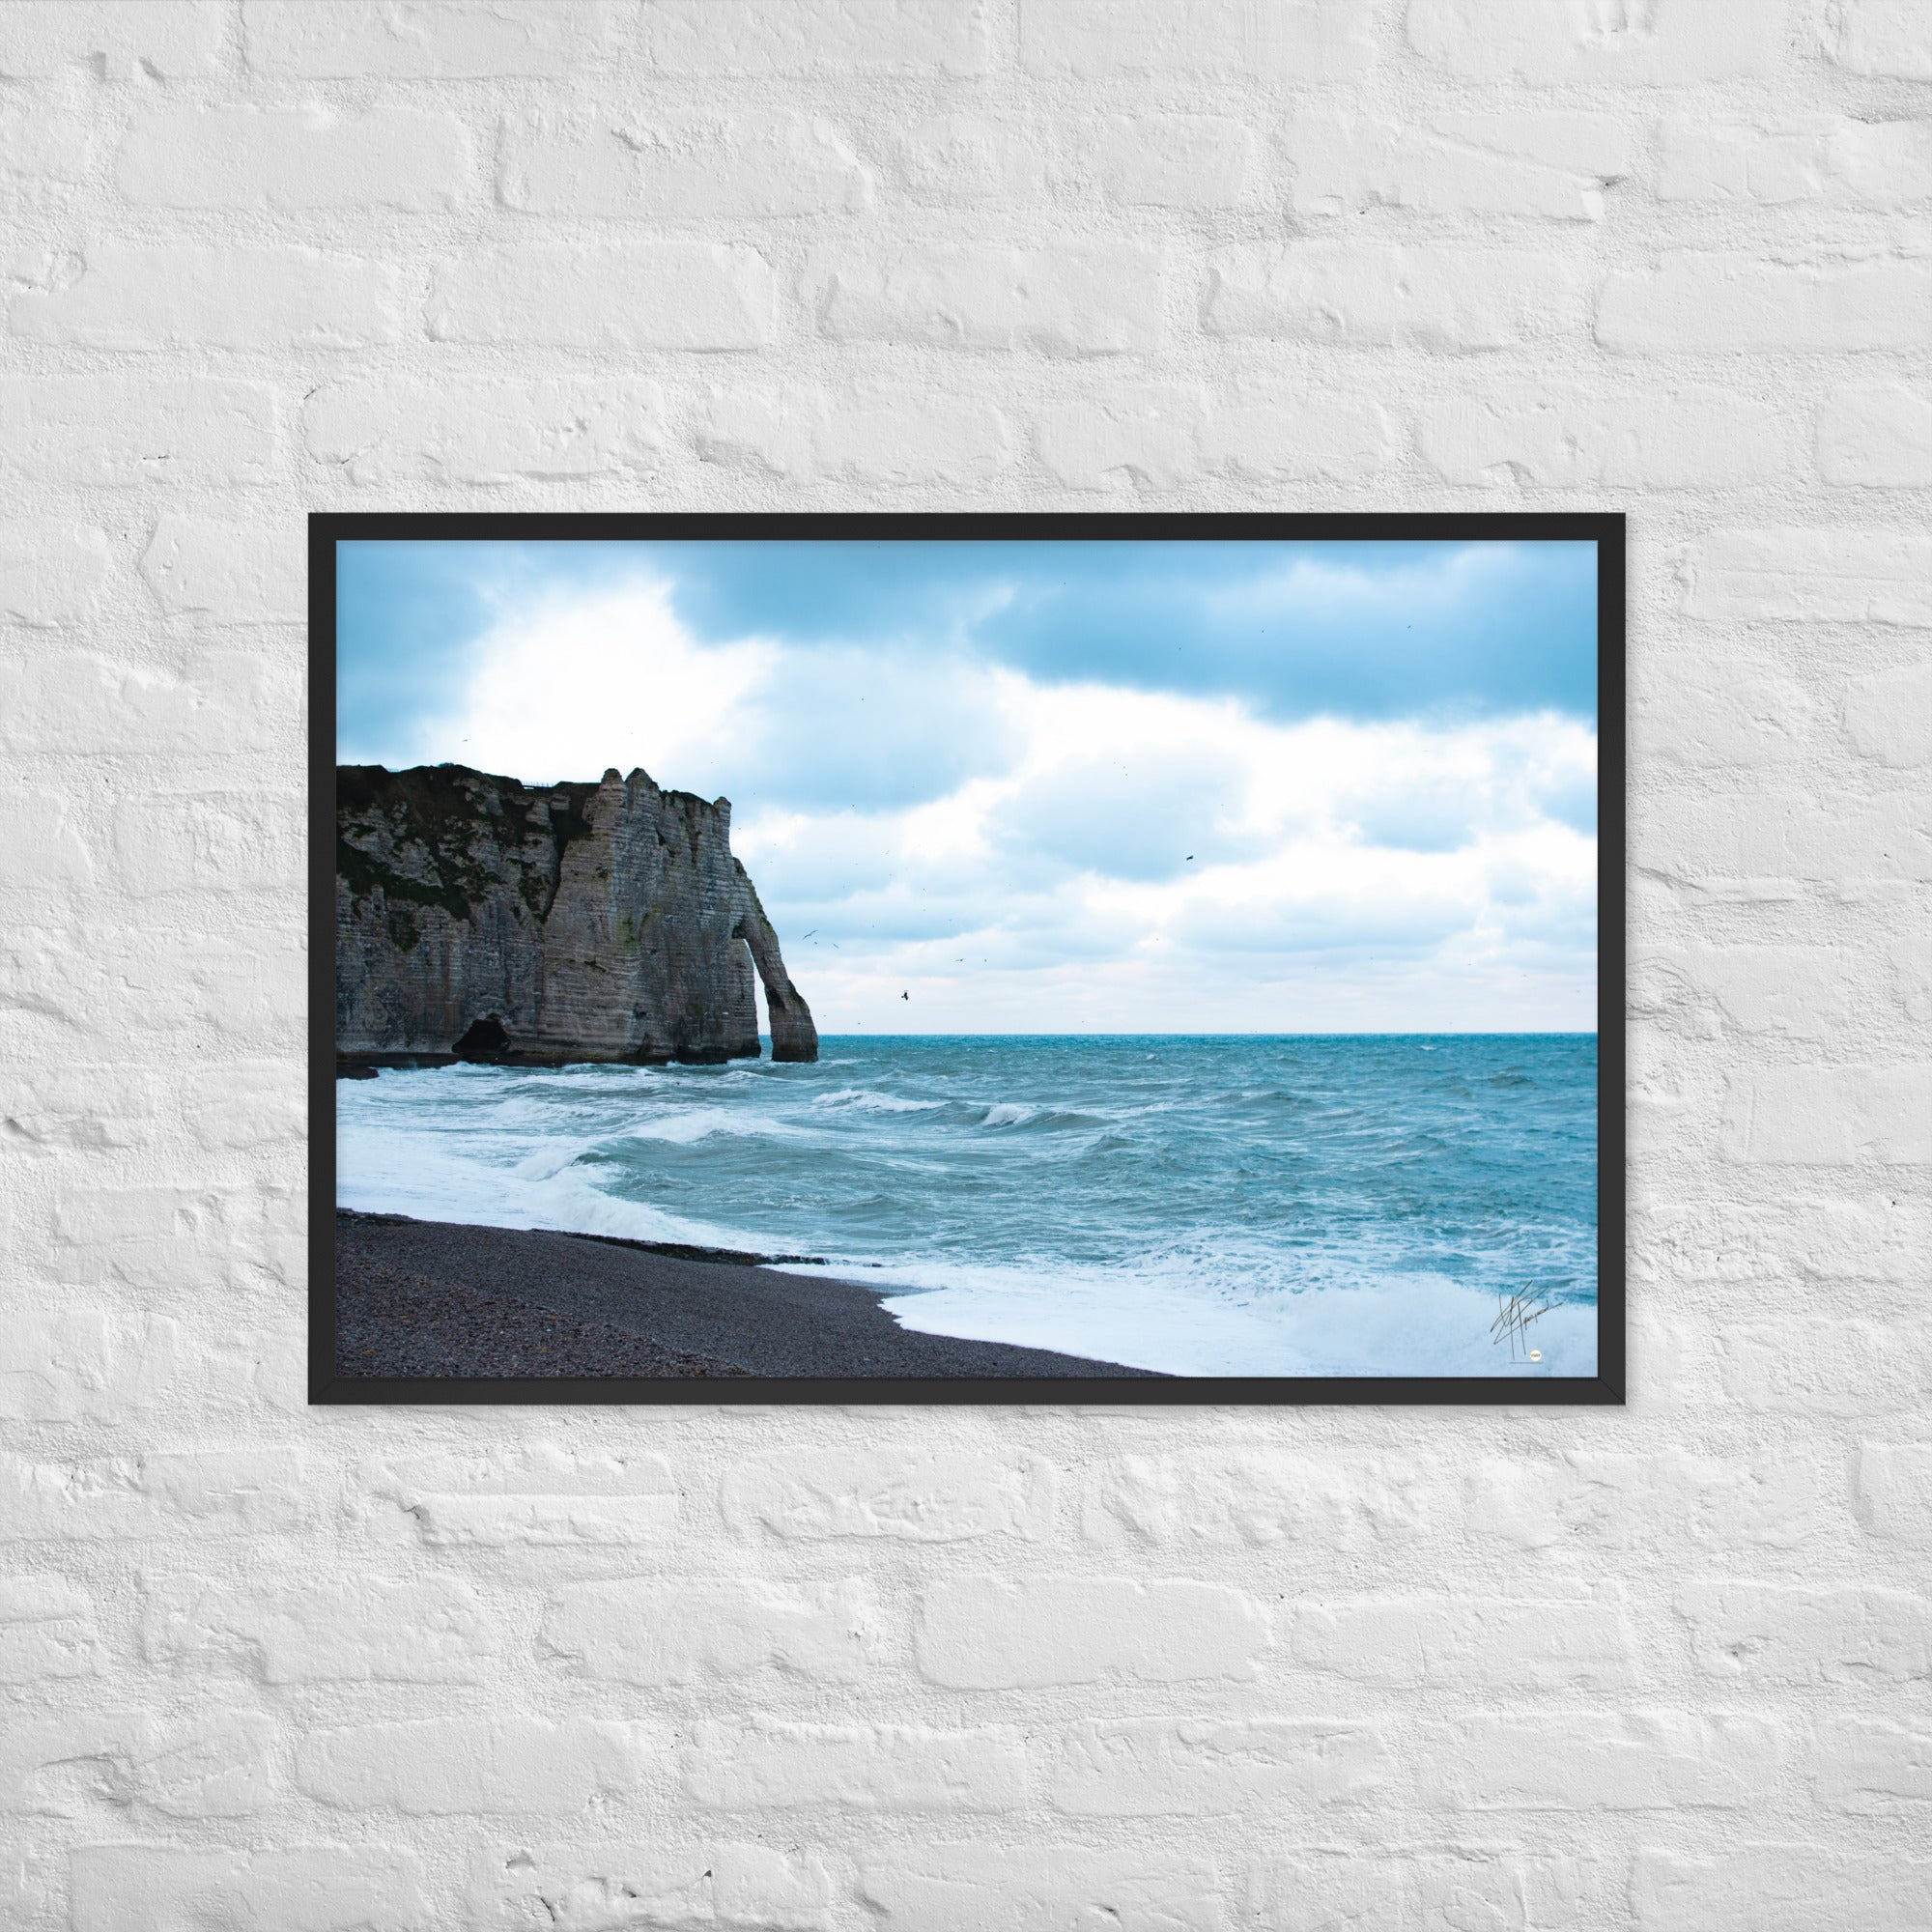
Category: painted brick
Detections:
[
  {"x1": 0, "y1": 1449, "x2": 307, "y2": 1541},
  {"x1": 0, "y1": 1708, "x2": 276, "y2": 1816},
  {"x1": 0, "y1": 378, "x2": 278, "y2": 489},
  {"x1": 1287, "y1": 109, "x2": 1631, "y2": 220},
  {"x1": 1243, "y1": 1855, "x2": 1403, "y2": 1928},
  {"x1": 893, "y1": 112, "x2": 1046, "y2": 205},
  {"x1": 0, "y1": 789, "x2": 94, "y2": 892},
  {"x1": 858, "y1": 1845, "x2": 1222, "y2": 1930},
  {"x1": 0, "y1": 1309, "x2": 178, "y2": 1420},
  {"x1": 639, "y1": 0, "x2": 991, "y2": 75},
  {"x1": 9, "y1": 925, "x2": 305, "y2": 1043},
  {"x1": 682, "y1": 1719, "x2": 1026, "y2": 1811},
  {"x1": 464, "y1": 1843, "x2": 835, "y2": 1930},
  {"x1": 9, "y1": 243, "x2": 404, "y2": 351},
  {"x1": 0, "y1": 522, "x2": 111, "y2": 627},
  {"x1": 1676, "y1": 1582, "x2": 1931, "y2": 1683},
  {"x1": 1823, "y1": 0, "x2": 1932, "y2": 78},
  {"x1": 70, "y1": 1847, "x2": 427, "y2": 1932},
  {"x1": 1421, "y1": 1713, "x2": 1781, "y2": 1811},
  {"x1": 1291, "y1": 1592, "x2": 1636, "y2": 1689},
  {"x1": 1811, "y1": 1717, "x2": 1932, "y2": 1809},
  {"x1": 1599, "y1": 257, "x2": 1932, "y2": 354},
  {"x1": 112, "y1": 792, "x2": 300, "y2": 898},
  {"x1": 1820, "y1": 382, "x2": 1932, "y2": 486},
  {"x1": 696, "y1": 384, "x2": 1015, "y2": 487},
  {"x1": 0, "y1": 1, "x2": 224, "y2": 78},
  {"x1": 298, "y1": 1717, "x2": 656, "y2": 1814},
  {"x1": 1020, "y1": 0, "x2": 1374, "y2": 79},
  {"x1": 139, "y1": 517, "x2": 304, "y2": 625},
  {"x1": 1670, "y1": 946, "x2": 1855, "y2": 1037},
  {"x1": 0, "y1": 1576, "x2": 99, "y2": 1684},
  {"x1": 359, "y1": 1445, "x2": 680, "y2": 1547},
  {"x1": 1033, "y1": 386, "x2": 1205, "y2": 493},
  {"x1": 809, "y1": 244, "x2": 1161, "y2": 355},
  {"x1": 1043, "y1": 1718, "x2": 1389, "y2": 1815},
  {"x1": 1653, "y1": 795, "x2": 1932, "y2": 897},
  {"x1": 428, "y1": 243, "x2": 774, "y2": 350},
  {"x1": 1414, "y1": 1847, "x2": 1592, "y2": 1924},
  {"x1": 1418, "y1": 384, "x2": 1788, "y2": 490},
  {"x1": 1464, "y1": 1450, "x2": 1830, "y2": 1551},
  {"x1": 0, "y1": 101, "x2": 90, "y2": 182},
  {"x1": 1858, "y1": 1442, "x2": 1932, "y2": 1544},
  {"x1": 1656, "y1": 115, "x2": 1932, "y2": 209},
  {"x1": 918, "y1": 1577, "x2": 1268, "y2": 1687},
  {"x1": 1315, "y1": 1849, "x2": 1591, "y2": 1929},
  {"x1": 1716, "y1": 1319, "x2": 1932, "y2": 1416},
  {"x1": 1205, "y1": 243, "x2": 1589, "y2": 351},
  {"x1": 1679, "y1": 528, "x2": 1932, "y2": 626},
  {"x1": 1198, "y1": 387, "x2": 1396, "y2": 483},
  {"x1": 1721, "y1": 1065, "x2": 1932, "y2": 1164},
  {"x1": 1035, "y1": 383, "x2": 1388, "y2": 492},
  {"x1": 1634, "y1": 1847, "x2": 1932, "y2": 1932},
  {"x1": 144, "y1": 1576, "x2": 501, "y2": 1683},
  {"x1": 184, "y1": 1059, "x2": 304, "y2": 1148},
  {"x1": 542, "y1": 1577, "x2": 881, "y2": 1684},
  {"x1": 1632, "y1": 659, "x2": 1821, "y2": 768},
  {"x1": 1088, "y1": 114, "x2": 1257, "y2": 208},
  {"x1": 1845, "y1": 663, "x2": 1932, "y2": 767},
  {"x1": 242, "y1": 0, "x2": 620, "y2": 76},
  {"x1": 1408, "y1": 0, "x2": 1783, "y2": 83},
  {"x1": 305, "y1": 377, "x2": 665, "y2": 487},
  {"x1": 116, "y1": 104, "x2": 471, "y2": 212},
  {"x1": 1083, "y1": 1450, "x2": 1435, "y2": 1548},
  {"x1": 723, "y1": 1447, "x2": 1055, "y2": 1541},
  {"x1": 502, "y1": 110, "x2": 870, "y2": 219}
]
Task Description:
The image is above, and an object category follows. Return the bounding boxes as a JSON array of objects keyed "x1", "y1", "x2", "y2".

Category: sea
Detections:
[{"x1": 336, "y1": 1035, "x2": 1600, "y2": 1379}]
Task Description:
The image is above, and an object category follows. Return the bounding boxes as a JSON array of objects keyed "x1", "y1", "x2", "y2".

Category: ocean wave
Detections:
[
  {"x1": 339, "y1": 1036, "x2": 1600, "y2": 1378},
  {"x1": 625, "y1": 1107, "x2": 803, "y2": 1145},
  {"x1": 812, "y1": 1088, "x2": 944, "y2": 1115}
]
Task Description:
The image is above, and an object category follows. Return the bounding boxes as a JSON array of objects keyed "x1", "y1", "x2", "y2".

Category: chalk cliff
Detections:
[{"x1": 336, "y1": 763, "x2": 818, "y2": 1069}]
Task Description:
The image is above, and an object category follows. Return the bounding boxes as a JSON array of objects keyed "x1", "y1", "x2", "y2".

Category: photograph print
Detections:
[{"x1": 312, "y1": 514, "x2": 1622, "y2": 1403}]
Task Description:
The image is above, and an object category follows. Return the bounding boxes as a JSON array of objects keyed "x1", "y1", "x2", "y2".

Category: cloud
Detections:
[
  {"x1": 337, "y1": 542, "x2": 1602, "y2": 1033},
  {"x1": 987, "y1": 747, "x2": 1256, "y2": 882},
  {"x1": 648, "y1": 536, "x2": 1601, "y2": 724}
]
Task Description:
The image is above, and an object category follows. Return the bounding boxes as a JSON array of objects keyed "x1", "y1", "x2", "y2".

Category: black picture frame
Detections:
[{"x1": 309, "y1": 510, "x2": 1625, "y2": 1406}]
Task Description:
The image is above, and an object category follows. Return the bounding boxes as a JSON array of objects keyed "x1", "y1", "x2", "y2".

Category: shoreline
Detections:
[{"x1": 334, "y1": 1209, "x2": 1165, "y2": 1380}]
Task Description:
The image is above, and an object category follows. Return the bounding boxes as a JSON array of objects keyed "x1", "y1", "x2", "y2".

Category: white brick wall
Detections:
[{"x1": 0, "y1": 1, "x2": 1925, "y2": 1923}]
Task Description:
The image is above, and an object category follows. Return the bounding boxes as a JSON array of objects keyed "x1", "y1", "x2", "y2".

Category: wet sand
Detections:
[{"x1": 334, "y1": 1209, "x2": 1164, "y2": 1380}]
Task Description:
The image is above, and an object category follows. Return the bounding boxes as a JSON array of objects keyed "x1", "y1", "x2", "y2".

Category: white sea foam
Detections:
[{"x1": 776, "y1": 1258, "x2": 1599, "y2": 1379}]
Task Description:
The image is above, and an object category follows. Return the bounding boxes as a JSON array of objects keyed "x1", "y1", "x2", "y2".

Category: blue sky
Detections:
[{"x1": 337, "y1": 538, "x2": 1599, "y2": 1033}]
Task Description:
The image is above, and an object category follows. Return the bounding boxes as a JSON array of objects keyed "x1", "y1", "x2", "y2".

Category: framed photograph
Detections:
[{"x1": 310, "y1": 513, "x2": 1622, "y2": 1405}]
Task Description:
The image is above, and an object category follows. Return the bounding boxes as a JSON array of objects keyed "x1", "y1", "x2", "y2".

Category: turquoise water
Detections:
[{"x1": 336, "y1": 1035, "x2": 1599, "y2": 1378}]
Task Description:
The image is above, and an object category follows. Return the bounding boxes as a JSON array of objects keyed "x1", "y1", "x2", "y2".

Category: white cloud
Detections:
[{"x1": 403, "y1": 575, "x2": 775, "y2": 790}]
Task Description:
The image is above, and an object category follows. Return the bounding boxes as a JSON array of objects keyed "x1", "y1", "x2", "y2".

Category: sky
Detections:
[{"x1": 337, "y1": 538, "x2": 1599, "y2": 1034}]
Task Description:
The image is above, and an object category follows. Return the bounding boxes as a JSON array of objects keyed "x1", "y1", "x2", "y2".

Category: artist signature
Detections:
[{"x1": 1492, "y1": 1286, "x2": 1557, "y2": 1362}]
